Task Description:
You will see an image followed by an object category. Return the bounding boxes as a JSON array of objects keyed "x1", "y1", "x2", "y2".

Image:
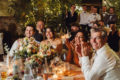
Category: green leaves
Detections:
[{"x1": 8, "y1": 0, "x2": 82, "y2": 32}]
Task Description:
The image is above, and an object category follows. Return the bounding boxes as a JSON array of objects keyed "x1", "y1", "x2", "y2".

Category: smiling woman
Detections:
[{"x1": 40, "y1": 27, "x2": 62, "y2": 54}]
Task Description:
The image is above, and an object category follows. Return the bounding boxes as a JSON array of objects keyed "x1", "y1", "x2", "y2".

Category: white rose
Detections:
[
  {"x1": 14, "y1": 50, "x2": 18, "y2": 53},
  {"x1": 19, "y1": 42, "x2": 23, "y2": 46},
  {"x1": 39, "y1": 52, "x2": 44, "y2": 58},
  {"x1": 29, "y1": 59, "x2": 33, "y2": 64},
  {"x1": 19, "y1": 46, "x2": 23, "y2": 51},
  {"x1": 27, "y1": 49, "x2": 31, "y2": 53},
  {"x1": 27, "y1": 44, "x2": 32, "y2": 49},
  {"x1": 52, "y1": 45, "x2": 57, "y2": 49},
  {"x1": 24, "y1": 37, "x2": 28, "y2": 41}
]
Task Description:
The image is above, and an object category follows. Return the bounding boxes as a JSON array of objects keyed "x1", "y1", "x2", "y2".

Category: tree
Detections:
[{"x1": 8, "y1": 0, "x2": 82, "y2": 32}]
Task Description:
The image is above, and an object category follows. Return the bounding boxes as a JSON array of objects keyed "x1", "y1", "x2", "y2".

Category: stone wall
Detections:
[
  {"x1": 0, "y1": 16, "x2": 23, "y2": 37},
  {"x1": 0, "y1": 0, "x2": 11, "y2": 16}
]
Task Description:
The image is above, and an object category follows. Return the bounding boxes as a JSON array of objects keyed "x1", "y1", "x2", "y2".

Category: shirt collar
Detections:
[{"x1": 96, "y1": 43, "x2": 108, "y2": 55}]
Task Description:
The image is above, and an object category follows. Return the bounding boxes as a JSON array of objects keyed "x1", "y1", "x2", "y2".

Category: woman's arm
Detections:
[{"x1": 65, "y1": 39, "x2": 72, "y2": 62}]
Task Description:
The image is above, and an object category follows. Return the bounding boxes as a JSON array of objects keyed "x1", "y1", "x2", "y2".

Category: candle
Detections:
[
  {"x1": 59, "y1": 70, "x2": 63, "y2": 74},
  {"x1": 53, "y1": 74, "x2": 58, "y2": 79}
]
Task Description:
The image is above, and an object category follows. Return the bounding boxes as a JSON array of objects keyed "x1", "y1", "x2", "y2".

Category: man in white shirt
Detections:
[
  {"x1": 75, "y1": 27, "x2": 120, "y2": 80},
  {"x1": 88, "y1": 7, "x2": 101, "y2": 27},
  {"x1": 9, "y1": 24, "x2": 36, "y2": 57},
  {"x1": 79, "y1": 5, "x2": 89, "y2": 33}
]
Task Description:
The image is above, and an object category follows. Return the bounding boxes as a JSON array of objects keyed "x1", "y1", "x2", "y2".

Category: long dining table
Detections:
[{"x1": 0, "y1": 60, "x2": 85, "y2": 80}]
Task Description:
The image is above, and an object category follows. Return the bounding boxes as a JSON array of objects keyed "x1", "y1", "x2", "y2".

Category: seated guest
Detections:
[
  {"x1": 75, "y1": 27, "x2": 120, "y2": 80},
  {"x1": 9, "y1": 24, "x2": 36, "y2": 57},
  {"x1": 98, "y1": 20, "x2": 111, "y2": 35},
  {"x1": 108, "y1": 23, "x2": 120, "y2": 53},
  {"x1": 7, "y1": 24, "x2": 40, "y2": 74},
  {"x1": 40, "y1": 27, "x2": 62, "y2": 53},
  {"x1": 69, "y1": 23, "x2": 80, "y2": 41},
  {"x1": 66, "y1": 30, "x2": 90, "y2": 66},
  {"x1": 93, "y1": 22, "x2": 99, "y2": 28},
  {"x1": 34, "y1": 20, "x2": 45, "y2": 42}
]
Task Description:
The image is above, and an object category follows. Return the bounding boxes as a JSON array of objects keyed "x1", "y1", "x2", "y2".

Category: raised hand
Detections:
[
  {"x1": 75, "y1": 44, "x2": 82, "y2": 57},
  {"x1": 81, "y1": 42, "x2": 90, "y2": 56}
]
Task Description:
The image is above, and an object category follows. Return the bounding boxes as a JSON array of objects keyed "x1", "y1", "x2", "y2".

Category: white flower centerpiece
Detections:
[
  {"x1": 15, "y1": 37, "x2": 39, "y2": 59},
  {"x1": 38, "y1": 42, "x2": 57, "y2": 63}
]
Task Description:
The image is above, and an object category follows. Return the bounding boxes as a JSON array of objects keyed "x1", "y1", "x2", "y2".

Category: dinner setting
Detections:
[{"x1": 0, "y1": 0, "x2": 120, "y2": 80}]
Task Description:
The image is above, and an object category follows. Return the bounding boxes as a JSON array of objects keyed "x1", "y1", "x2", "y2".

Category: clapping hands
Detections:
[{"x1": 75, "y1": 41, "x2": 91, "y2": 57}]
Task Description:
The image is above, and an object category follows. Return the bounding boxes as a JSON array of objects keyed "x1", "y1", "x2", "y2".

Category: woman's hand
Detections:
[
  {"x1": 70, "y1": 40, "x2": 75, "y2": 50},
  {"x1": 75, "y1": 44, "x2": 82, "y2": 57},
  {"x1": 75, "y1": 41, "x2": 91, "y2": 57},
  {"x1": 81, "y1": 42, "x2": 90, "y2": 56}
]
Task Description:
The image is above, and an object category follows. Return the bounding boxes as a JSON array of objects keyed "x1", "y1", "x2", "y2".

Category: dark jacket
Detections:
[
  {"x1": 33, "y1": 30, "x2": 43, "y2": 42},
  {"x1": 65, "y1": 11, "x2": 78, "y2": 31},
  {"x1": 104, "y1": 14, "x2": 118, "y2": 25}
]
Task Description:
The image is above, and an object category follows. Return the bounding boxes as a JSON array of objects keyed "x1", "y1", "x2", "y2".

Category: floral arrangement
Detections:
[
  {"x1": 37, "y1": 42, "x2": 57, "y2": 59},
  {"x1": 15, "y1": 37, "x2": 39, "y2": 58},
  {"x1": 25, "y1": 54, "x2": 43, "y2": 68},
  {"x1": 25, "y1": 42, "x2": 58, "y2": 68},
  {"x1": 4, "y1": 43, "x2": 10, "y2": 54}
]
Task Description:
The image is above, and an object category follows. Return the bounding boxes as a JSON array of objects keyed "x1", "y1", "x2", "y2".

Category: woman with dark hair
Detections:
[
  {"x1": 45, "y1": 27, "x2": 55, "y2": 39},
  {"x1": 66, "y1": 30, "x2": 89, "y2": 66},
  {"x1": 40, "y1": 27, "x2": 62, "y2": 53}
]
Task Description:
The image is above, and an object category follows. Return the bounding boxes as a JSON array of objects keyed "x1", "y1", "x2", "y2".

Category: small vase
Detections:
[{"x1": 45, "y1": 57, "x2": 49, "y2": 73}]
